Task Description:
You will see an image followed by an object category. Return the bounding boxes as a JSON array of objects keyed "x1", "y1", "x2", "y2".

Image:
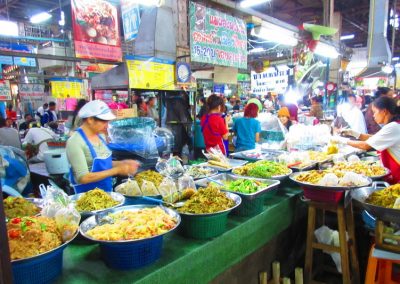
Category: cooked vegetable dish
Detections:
[
  {"x1": 85, "y1": 207, "x2": 177, "y2": 241},
  {"x1": 294, "y1": 170, "x2": 369, "y2": 187},
  {"x1": 4, "y1": 197, "x2": 40, "y2": 219},
  {"x1": 233, "y1": 160, "x2": 290, "y2": 178},
  {"x1": 331, "y1": 161, "x2": 387, "y2": 177},
  {"x1": 7, "y1": 216, "x2": 62, "y2": 260},
  {"x1": 366, "y1": 184, "x2": 400, "y2": 208},
  {"x1": 75, "y1": 189, "x2": 119, "y2": 212},
  {"x1": 223, "y1": 179, "x2": 269, "y2": 194},
  {"x1": 134, "y1": 170, "x2": 163, "y2": 187},
  {"x1": 186, "y1": 166, "x2": 215, "y2": 179},
  {"x1": 178, "y1": 185, "x2": 235, "y2": 214}
]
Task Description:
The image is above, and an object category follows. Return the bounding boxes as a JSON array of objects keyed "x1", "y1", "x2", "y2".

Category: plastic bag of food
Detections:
[
  {"x1": 340, "y1": 172, "x2": 367, "y2": 186},
  {"x1": 318, "y1": 173, "x2": 339, "y2": 186},
  {"x1": 203, "y1": 146, "x2": 230, "y2": 168},
  {"x1": 141, "y1": 180, "x2": 159, "y2": 196},
  {"x1": 347, "y1": 155, "x2": 360, "y2": 163},
  {"x1": 156, "y1": 155, "x2": 185, "y2": 178},
  {"x1": 178, "y1": 175, "x2": 196, "y2": 193},
  {"x1": 54, "y1": 203, "x2": 81, "y2": 242},
  {"x1": 158, "y1": 177, "x2": 178, "y2": 200},
  {"x1": 116, "y1": 179, "x2": 142, "y2": 196}
]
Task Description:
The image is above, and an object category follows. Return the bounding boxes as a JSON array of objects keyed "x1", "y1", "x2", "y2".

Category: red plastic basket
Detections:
[{"x1": 302, "y1": 187, "x2": 344, "y2": 203}]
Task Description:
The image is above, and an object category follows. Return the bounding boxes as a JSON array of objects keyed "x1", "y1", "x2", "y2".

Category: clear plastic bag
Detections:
[
  {"x1": 158, "y1": 177, "x2": 178, "y2": 200},
  {"x1": 141, "y1": 180, "x2": 159, "y2": 196},
  {"x1": 340, "y1": 172, "x2": 368, "y2": 186},
  {"x1": 203, "y1": 146, "x2": 229, "y2": 165},
  {"x1": 347, "y1": 155, "x2": 360, "y2": 163},
  {"x1": 115, "y1": 179, "x2": 142, "y2": 196},
  {"x1": 178, "y1": 175, "x2": 196, "y2": 192},
  {"x1": 318, "y1": 173, "x2": 339, "y2": 186},
  {"x1": 314, "y1": 225, "x2": 342, "y2": 273},
  {"x1": 155, "y1": 155, "x2": 185, "y2": 179}
]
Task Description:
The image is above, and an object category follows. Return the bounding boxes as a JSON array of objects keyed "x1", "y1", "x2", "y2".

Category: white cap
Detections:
[{"x1": 78, "y1": 100, "x2": 116, "y2": 120}]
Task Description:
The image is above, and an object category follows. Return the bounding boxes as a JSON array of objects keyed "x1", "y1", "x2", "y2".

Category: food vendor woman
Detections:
[
  {"x1": 66, "y1": 100, "x2": 139, "y2": 193},
  {"x1": 201, "y1": 94, "x2": 230, "y2": 155},
  {"x1": 337, "y1": 97, "x2": 400, "y2": 184}
]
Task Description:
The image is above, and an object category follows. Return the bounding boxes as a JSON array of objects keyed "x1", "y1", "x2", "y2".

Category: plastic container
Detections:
[
  {"x1": 43, "y1": 149, "x2": 70, "y2": 174},
  {"x1": 99, "y1": 236, "x2": 163, "y2": 270},
  {"x1": 179, "y1": 212, "x2": 230, "y2": 239},
  {"x1": 303, "y1": 187, "x2": 344, "y2": 203},
  {"x1": 123, "y1": 195, "x2": 162, "y2": 206},
  {"x1": 232, "y1": 197, "x2": 264, "y2": 217}
]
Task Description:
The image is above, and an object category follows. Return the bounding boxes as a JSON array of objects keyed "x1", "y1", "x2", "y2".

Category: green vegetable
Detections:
[
  {"x1": 233, "y1": 160, "x2": 290, "y2": 178},
  {"x1": 224, "y1": 179, "x2": 269, "y2": 194},
  {"x1": 40, "y1": 223, "x2": 47, "y2": 231}
]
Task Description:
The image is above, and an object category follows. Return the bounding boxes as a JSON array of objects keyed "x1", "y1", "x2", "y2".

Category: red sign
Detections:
[{"x1": 71, "y1": 0, "x2": 122, "y2": 61}]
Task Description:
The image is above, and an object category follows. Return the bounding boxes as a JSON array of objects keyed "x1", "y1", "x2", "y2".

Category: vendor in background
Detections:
[
  {"x1": 335, "y1": 96, "x2": 400, "y2": 184},
  {"x1": 23, "y1": 122, "x2": 58, "y2": 162},
  {"x1": 308, "y1": 96, "x2": 324, "y2": 120},
  {"x1": 19, "y1": 114, "x2": 34, "y2": 133},
  {"x1": 0, "y1": 117, "x2": 21, "y2": 149},
  {"x1": 341, "y1": 94, "x2": 367, "y2": 134},
  {"x1": 66, "y1": 100, "x2": 139, "y2": 193},
  {"x1": 146, "y1": 96, "x2": 159, "y2": 124},
  {"x1": 278, "y1": 107, "x2": 293, "y2": 131},
  {"x1": 233, "y1": 103, "x2": 261, "y2": 152},
  {"x1": 365, "y1": 87, "x2": 394, "y2": 134},
  {"x1": 277, "y1": 94, "x2": 298, "y2": 121},
  {"x1": 35, "y1": 102, "x2": 48, "y2": 122},
  {"x1": 201, "y1": 94, "x2": 230, "y2": 155},
  {"x1": 136, "y1": 95, "x2": 148, "y2": 117},
  {"x1": 263, "y1": 93, "x2": 274, "y2": 112},
  {"x1": 41, "y1": 101, "x2": 57, "y2": 126}
]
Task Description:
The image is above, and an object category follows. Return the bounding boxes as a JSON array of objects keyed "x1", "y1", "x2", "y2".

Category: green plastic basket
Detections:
[
  {"x1": 232, "y1": 197, "x2": 264, "y2": 217},
  {"x1": 179, "y1": 212, "x2": 230, "y2": 239}
]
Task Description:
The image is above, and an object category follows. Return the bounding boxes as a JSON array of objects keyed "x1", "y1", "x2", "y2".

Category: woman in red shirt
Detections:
[{"x1": 200, "y1": 94, "x2": 230, "y2": 155}]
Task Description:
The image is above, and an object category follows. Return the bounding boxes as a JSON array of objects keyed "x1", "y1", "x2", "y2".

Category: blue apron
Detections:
[
  {"x1": 70, "y1": 128, "x2": 113, "y2": 193},
  {"x1": 201, "y1": 113, "x2": 228, "y2": 156}
]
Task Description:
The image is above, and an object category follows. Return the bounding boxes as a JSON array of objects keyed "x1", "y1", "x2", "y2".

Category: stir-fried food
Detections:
[
  {"x1": 75, "y1": 189, "x2": 119, "y2": 212},
  {"x1": 331, "y1": 161, "x2": 387, "y2": 177},
  {"x1": 233, "y1": 160, "x2": 290, "y2": 178},
  {"x1": 186, "y1": 166, "x2": 215, "y2": 179},
  {"x1": 4, "y1": 197, "x2": 40, "y2": 219},
  {"x1": 294, "y1": 170, "x2": 369, "y2": 187},
  {"x1": 7, "y1": 216, "x2": 62, "y2": 260},
  {"x1": 178, "y1": 186, "x2": 235, "y2": 214},
  {"x1": 223, "y1": 179, "x2": 269, "y2": 194},
  {"x1": 85, "y1": 207, "x2": 177, "y2": 241},
  {"x1": 134, "y1": 170, "x2": 164, "y2": 187},
  {"x1": 366, "y1": 184, "x2": 400, "y2": 208}
]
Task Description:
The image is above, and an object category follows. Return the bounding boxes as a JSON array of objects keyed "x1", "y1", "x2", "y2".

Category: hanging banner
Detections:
[
  {"x1": 121, "y1": 1, "x2": 141, "y2": 42},
  {"x1": 50, "y1": 78, "x2": 83, "y2": 98},
  {"x1": 189, "y1": 2, "x2": 247, "y2": 69},
  {"x1": 251, "y1": 65, "x2": 289, "y2": 95},
  {"x1": 0, "y1": 80, "x2": 11, "y2": 101},
  {"x1": 71, "y1": 0, "x2": 122, "y2": 61},
  {"x1": 13, "y1": 57, "x2": 36, "y2": 67},
  {"x1": 126, "y1": 55, "x2": 175, "y2": 90}
]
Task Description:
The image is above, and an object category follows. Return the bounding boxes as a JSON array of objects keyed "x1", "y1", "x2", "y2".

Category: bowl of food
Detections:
[
  {"x1": 70, "y1": 189, "x2": 125, "y2": 218},
  {"x1": 331, "y1": 161, "x2": 390, "y2": 180},
  {"x1": 176, "y1": 185, "x2": 241, "y2": 239},
  {"x1": 232, "y1": 160, "x2": 292, "y2": 180},
  {"x1": 4, "y1": 196, "x2": 42, "y2": 219},
  {"x1": 79, "y1": 205, "x2": 180, "y2": 270},
  {"x1": 183, "y1": 165, "x2": 218, "y2": 180},
  {"x1": 8, "y1": 216, "x2": 78, "y2": 284}
]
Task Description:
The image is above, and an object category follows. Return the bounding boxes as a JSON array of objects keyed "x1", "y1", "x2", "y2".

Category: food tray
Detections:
[
  {"x1": 70, "y1": 192, "x2": 125, "y2": 218},
  {"x1": 199, "y1": 158, "x2": 248, "y2": 172},
  {"x1": 369, "y1": 167, "x2": 391, "y2": 181},
  {"x1": 12, "y1": 229, "x2": 78, "y2": 284},
  {"x1": 195, "y1": 173, "x2": 280, "y2": 200},
  {"x1": 351, "y1": 181, "x2": 400, "y2": 223},
  {"x1": 289, "y1": 162, "x2": 318, "y2": 172},
  {"x1": 230, "y1": 149, "x2": 286, "y2": 162},
  {"x1": 233, "y1": 168, "x2": 293, "y2": 181},
  {"x1": 183, "y1": 165, "x2": 219, "y2": 180}
]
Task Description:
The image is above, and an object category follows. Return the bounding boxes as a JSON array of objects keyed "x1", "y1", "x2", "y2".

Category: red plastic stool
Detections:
[{"x1": 365, "y1": 245, "x2": 400, "y2": 284}]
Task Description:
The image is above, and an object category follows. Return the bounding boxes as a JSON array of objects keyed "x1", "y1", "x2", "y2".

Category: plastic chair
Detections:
[{"x1": 365, "y1": 244, "x2": 400, "y2": 284}]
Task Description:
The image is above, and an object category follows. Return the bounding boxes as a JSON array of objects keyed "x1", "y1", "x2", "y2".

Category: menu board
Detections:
[{"x1": 50, "y1": 78, "x2": 83, "y2": 98}]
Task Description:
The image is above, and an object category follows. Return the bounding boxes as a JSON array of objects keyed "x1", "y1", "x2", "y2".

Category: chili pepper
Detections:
[
  {"x1": 11, "y1": 218, "x2": 21, "y2": 224},
  {"x1": 8, "y1": 229, "x2": 20, "y2": 238}
]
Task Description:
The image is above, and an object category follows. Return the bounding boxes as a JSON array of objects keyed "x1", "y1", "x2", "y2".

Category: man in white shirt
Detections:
[
  {"x1": 341, "y1": 94, "x2": 367, "y2": 134},
  {"x1": 23, "y1": 124, "x2": 58, "y2": 162},
  {"x1": 35, "y1": 102, "x2": 48, "y2": 122}
]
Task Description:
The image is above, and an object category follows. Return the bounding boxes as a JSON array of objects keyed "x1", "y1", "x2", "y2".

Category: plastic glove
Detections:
[
  {"x1": 330, "y1": 136, "x2": 349, "y2": 145},
  {"x1": 341, "y1": 129, "x2": 360, "y2": 139}
]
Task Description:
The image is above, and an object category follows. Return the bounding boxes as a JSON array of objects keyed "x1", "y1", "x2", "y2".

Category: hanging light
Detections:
[
  {"x1": 0, "y1": 20, "x2": 18, "y2": 36},
  {"x1": 382, "y1": 64, "x2": 394, "y2": 74},
  {"x1": 240, "y1": 0, "x2": 271, "y2": 8},
  {"x1": 30, "y1": 12, "x2": 52, "y2": 24},
  {"x1": 251, "y1": 24, "x2": 298, "y2": 47},
  {"x1": 314, "y1": 42, "x2": 340, "y2": 59}
]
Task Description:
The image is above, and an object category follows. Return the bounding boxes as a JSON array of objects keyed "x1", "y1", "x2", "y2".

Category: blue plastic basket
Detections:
[
  {"x1": 12, "y1": 245, "x2": 65, "y2": 284},
  {"x1": 123, "y1": 195, "x2": 162, "y2": 206},
  {"x1": 99, "y1": 236, "x2": 163, "y2": 270}
]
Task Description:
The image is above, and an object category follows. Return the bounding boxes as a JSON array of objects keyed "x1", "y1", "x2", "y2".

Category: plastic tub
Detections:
[
  {"x1": 179, "y1": 212, "x2": 230, "y2": 239},
  {"x1": 303, "y1": 186, "x2": 344, "y2": 203}
]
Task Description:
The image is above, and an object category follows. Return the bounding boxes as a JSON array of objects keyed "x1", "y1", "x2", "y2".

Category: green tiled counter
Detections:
[{"x1": 56, "y1": 187, "x2": 302, "y2": 284}]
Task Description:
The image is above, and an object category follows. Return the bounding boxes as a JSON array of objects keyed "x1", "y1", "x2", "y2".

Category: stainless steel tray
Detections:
[
  {"x1": 289, "y1": 162, "x2": 318, "y2": 172},
  {"x1": 199, "y1": 158, "x2": 248, "y2": 172},
  {"x1": 232, "y1": 167, "x2": 293, "y2": 181},
  {"x1": 230, "y1": 149, "x2": 286, "y2": 161},
  {"x1": 351, "y1": 181, "x2": 400, "y2": 223},
  {"x1": 195, "y1": 173, "x2": 280, "y2": 200},
  {"x1": 70, "y1": 192, "x2": 125, "y2": 218},
  {"x1": 289, "y1": 171, "x2": 372, "y2": 192},
  {"x1": 183, "y1": 165, "x2": 219, "y2": 180},
  {"x1": 177, "y1": 192, "x2": 242, "y2": 216},
  {"x1": 79, "y1": 205, "x2": 181, "y2": 243}
]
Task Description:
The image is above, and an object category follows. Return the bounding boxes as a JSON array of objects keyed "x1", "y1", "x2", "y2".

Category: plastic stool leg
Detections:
[{"x1": 365, "y1": 246, "x2": 378, "y2": 284}]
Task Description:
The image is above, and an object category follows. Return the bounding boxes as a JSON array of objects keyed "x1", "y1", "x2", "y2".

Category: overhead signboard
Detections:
[
  {"x1": 251, "y1": 65, "x2": 289, "y2": 95},
  {"x1": 126, "y1": 55, "x2": 175, "y2": 90},
  {"x1": 13, "y1": 57, "x2": 36, "y2": 67},
  {"x1": 50, "y1": 78, "x2": 83, "y2": 98},
  {"x1": 189, "y1": 1, "x2": 247, "y2": 69},
  {"x1": 0, "y1": 80, "x2": 11, "y2": 101},
  {"x1": 121, "y1": 1, "x2": 141, "y2": 42},
  {"x1": 71, "y1": 0, "x2": 122, "y2": 61},
  {"x1": 0, "y1": 56, "x2": 13, "y2": 65}
]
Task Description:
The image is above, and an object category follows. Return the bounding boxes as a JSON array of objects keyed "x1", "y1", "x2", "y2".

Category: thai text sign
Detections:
[
  {"x1": 50, "y1": 78, "x2": 83, "y2": 98},
  {"x1": 189, "y1": 2, "x2": 247, "y2": 69},
  {"x1": 251, "y1": 65, "x2": 289, "y2": 95},
  {"x1": 0, "y1": 80, "x2": 11, "y2": 101},
  {"x1": 126, "y1": 55, "x2": 175, "y2": 90}
]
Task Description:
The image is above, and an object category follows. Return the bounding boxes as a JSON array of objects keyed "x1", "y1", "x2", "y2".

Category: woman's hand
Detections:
[{"x1": 115, "y1": 160, "x2": 140, "y2": 176}]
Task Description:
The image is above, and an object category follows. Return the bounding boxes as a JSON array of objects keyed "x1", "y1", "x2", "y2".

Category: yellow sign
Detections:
[
  {"x1": 50, "y1": 78, "x2": 83, "y2": 98},
  {"x1": 126, "y1": 56, "x2": 175, "y2": 90}
]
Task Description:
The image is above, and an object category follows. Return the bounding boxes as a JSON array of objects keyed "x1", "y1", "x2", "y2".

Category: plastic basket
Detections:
[
  {"x1": 303, "y1": 187, "x2": 344, "y2": 203},
  {"x1": 12, "y1": 246, "x2": 65, "y2": 284},
  {"x1": 179, "y1": 212, "x2": 229, "y2": 239},
  {"x1": 123, "y1": 195, "x2": 162, "y2": 206},
  {"x1": 232, "y1": 197, "x2": 264, "y2": 217},
  {"x1": 99, "y1": 236, "x2": 163, "y2": 270}
]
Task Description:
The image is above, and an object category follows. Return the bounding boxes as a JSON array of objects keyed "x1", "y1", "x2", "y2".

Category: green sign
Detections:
[
  {"x1": 237, "y1": 73, "x2": 250, "y2": 81},
  {"x1": 189, "y1": 1, "x2": 247, "y2": 69}
]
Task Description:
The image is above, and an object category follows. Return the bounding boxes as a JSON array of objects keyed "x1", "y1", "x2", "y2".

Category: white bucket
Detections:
[{"x1": 43, "y1": 149, "x2": 70, "y2": 174}]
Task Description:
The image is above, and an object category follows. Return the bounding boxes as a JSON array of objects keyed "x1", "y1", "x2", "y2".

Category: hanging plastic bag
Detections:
[
  {"x1": 155, "y1": 155, "x2": 185, "y2": 178},
  {"x1": 141, "y1": 180, "x2": 159, "y2": 196},
  {"x1": 158, "y1": 177, "x2": 178, "y2": 202}
]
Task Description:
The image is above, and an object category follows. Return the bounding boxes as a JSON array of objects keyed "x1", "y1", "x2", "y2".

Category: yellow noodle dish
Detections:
[{"x1": 75, "y1": 189, "x2": 119, "y2": 212}]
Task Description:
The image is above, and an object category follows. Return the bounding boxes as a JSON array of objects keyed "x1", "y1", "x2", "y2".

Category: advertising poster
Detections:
[
  {"x1": 19, "y1": 84, "x2": 46, "y2": 113},
  {"x1": 0, "y1": 80, "x2": 11, "y2": 101},
  {"x1": 50, "y1": 78, "x2": 84, "y2": 98},
  {"x1": 126, "y1": 55, "x2": 175, "y2": 90},
  {"x1": 71, "y1": 0, "x2": 122, "y2": 61},
  {"x1": 189, "y1": 1, "x2": 247, "y2": 69},
  {"x1": 251, "y1": 65, "x2": 289, "y2": 95},
  {"x1": 121, "y1": 1, "x2": 141, "y2": 41}
]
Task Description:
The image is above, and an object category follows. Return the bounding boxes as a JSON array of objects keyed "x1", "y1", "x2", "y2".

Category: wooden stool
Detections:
[
  {"x1": 365, "y1": 244, "x2": 400, "y2": 284},
  {"x1": 304, "y1": 198, "x2": 360, "y2": 284}
]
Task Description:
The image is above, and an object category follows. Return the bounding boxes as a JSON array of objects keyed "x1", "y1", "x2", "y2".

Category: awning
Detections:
[{"x1": 91, "y1": 63, "x2": 129, "y2": 90}]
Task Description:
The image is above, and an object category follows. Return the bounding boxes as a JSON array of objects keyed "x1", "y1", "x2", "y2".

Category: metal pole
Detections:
[{"x1": 391, "y1": 0, "x2": 397, "y2": 56}]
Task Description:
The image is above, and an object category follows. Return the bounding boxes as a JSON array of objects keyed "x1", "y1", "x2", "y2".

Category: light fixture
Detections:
[
  {"x1": 382, "y1": 64, "x2": 394, "y2": 74},
  {"x1": 58, "y1": 11, "x2": 65, "y2": 26},
  {"x1": 314, "y1": 42, "x2": 340, "y2": 58},
  {"x1": 30, "y1": 12, "x2": 52, "y2": 24},
  {"x1": 240, "y1": 0, "x2": 271, "y2": 8},
  {"x1": 131, "y1": 0, "x2": 164, "y2": 6},
  {"x1": 248, "y1": 47, "x2": 265, "y2": 53},
  {"x1": 392, "y1": 57, "x2": 399, "y2": 61},
  {"x1": 340, "y1": 34, "x2": 355, "y2": 40},
  {"x1": 251, "y1": 24, "x2": 298, "y2": 47},
  {"x1": 0, "y1": 20, "x2": 18, "y2": 36}
]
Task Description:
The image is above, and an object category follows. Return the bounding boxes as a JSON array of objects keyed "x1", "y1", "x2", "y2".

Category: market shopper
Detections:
[
  {"x1": 35, "y1": 102, "x2": 48, "y2": 122},
  {"x1": 340, "y1": 94, "x2": 367, "y2": 134},
  {"x1": 0, "y1": 117, "x2": 21, "y2": 149},
  {"x1": 41, "y1": 101, "x2": 57, "y2": 126},
  {"x1": 233, "y1": 103, "x2": 261, "y2": 152},
  {"x1": 277, "y1": 95, "x2": 298, "y2": 121},
  {"x1": 308, "y1": 96, "x2": 324, "y2": 120},
  {"x1": 335, "y1": 96, "x2": 400, "y2": 184},
  {"x1": 277, "y1": 107, "x2": 293, "y2": 131},
  {"x1": 201, "y1": 94, "x2": 230, "y2": 155},
  {"x1": 19, "y1": 113, "x2": 34, "y2": 133},
  {"x1": 66, "y1": 100, "x2": 139, "y2": 193}
]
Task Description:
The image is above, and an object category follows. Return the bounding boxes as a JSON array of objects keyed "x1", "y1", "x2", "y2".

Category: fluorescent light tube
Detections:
[
  {"x1": 314, "y1": 42, "x2": 340, "y2": 58},
  {"x1": 340, "y1": 34, "x2": 355, "y2": 40},
  {"x1": 240, "y1": 0, "x2": 271, "y2": 8},
  {"x1": 0, "y1": 20, "x2": 18, "y2": 36},
  {"x1": 251, "y1": 26, "x2": 298, "y2": 46},
  {"x1": 30, "y1": 12, "x2": 52, "y2": 24}
]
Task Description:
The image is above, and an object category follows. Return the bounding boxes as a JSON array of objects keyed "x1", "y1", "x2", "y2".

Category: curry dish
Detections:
[{"x1": 4, "y1": 197, "x2": 40, "y2": 219}]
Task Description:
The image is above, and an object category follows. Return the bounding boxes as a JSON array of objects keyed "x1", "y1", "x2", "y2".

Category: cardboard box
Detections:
[{"x1": 112, "y1": 105, "x2": 137, "y2": 119}]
